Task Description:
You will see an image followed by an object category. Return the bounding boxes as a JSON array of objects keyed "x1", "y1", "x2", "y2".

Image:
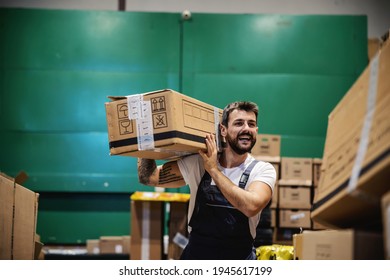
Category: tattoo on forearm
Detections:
[
  {"x1": 158, "y1": 164, "x2": 183, "y2": 185},
  {"x1": 138, "y1": 159, "x2": 157, "y2": 185}
]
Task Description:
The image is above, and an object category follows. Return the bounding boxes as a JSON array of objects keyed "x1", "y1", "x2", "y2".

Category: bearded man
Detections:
[{"x1": 137, "y1": 101, "x2": 276, "y2": 260}]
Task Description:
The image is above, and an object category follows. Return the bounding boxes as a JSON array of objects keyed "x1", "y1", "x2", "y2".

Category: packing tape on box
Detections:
[
  {"x1": 127, "y1": 94, "x2": 155, "y2": 151},
  {"x1": 347, "y1": 52, "x2": 380, "y2": 203},
  {"x1": 214, "y1": 107, "x2": 221, "y2": 150},
  {"x1": 141, "y1": 201, "x2": 151, "y2": 260},
  {"x1": 290, "y1": 212, "x2": 305, "y2": 221}
]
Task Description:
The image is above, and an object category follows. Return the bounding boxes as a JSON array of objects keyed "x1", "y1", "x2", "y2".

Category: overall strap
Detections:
[{"x1": 238, "y1": 160, "x2": 259, "y2": 188}]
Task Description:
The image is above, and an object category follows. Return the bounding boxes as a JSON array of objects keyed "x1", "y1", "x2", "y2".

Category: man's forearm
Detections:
[{"x1": 138, "y1": 158, "x2": 157, "y2": 185}]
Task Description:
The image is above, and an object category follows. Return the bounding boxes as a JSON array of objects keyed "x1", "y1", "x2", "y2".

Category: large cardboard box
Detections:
[
  {"x1": 130, "y1": 200, "x2": 164, "y2": 260},
  {"x1": 167, "y1": 202, "x2": 188, "y2": 260},
  {"x1": 279, "y1": 157, "x2": 312, "y2": 186},
  {"x1": 311, "y1": 37, "x2": 390, "y2": 228},
  {"x1": 279, "y1": 209, "x2": 311, "y2": 229},
  {"x1": 312, "y1": 158, "x2": 322, "y2": 187},
  {"x1": 293, "y1": 229, "x2": 384, "y2": 260},
  {"x1": 0, "y1": 173, "x2": 39, "y2": 260},
  {"x1": 382, "y1": 191, "x2": 390, "y2": 259},
  {"x1": 0, "y1": 174, "x2": 14, "y2": 259},
  {"x1": 278, "y1": 186, "x2": 312, "y2": 209},
  {"x1": 105, "y1": 89, "x2": 222, "y2": 160},
  {"x1": 99, "y1": 236, "x2": 125, "y2": 254},
  {"x1": 86, "y1": 239, "x2": 100, "y2": 254},
  {"x1": 130, "y1": 191, "x2": 190, "y2": 260},
  {"x1": 269, "y1": 162, "x2": 279, "y2": 208},
  {"x1": 251, "y1": 134, "x2": 281, "y2": 163}
]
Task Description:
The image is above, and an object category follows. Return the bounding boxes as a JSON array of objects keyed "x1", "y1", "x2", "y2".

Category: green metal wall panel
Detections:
[
  {"x1": 182, "y1": 13, "x2": 368, "y2": 157},
  {"x1": 37, "y1": 193, "x2": 131, "y2": 244},
  {"x1": 0, "y1": 9, "x2": 181, "y2": 194}
]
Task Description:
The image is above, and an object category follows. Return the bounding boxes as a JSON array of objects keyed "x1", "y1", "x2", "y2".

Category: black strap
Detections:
[{"x1": 238, "y1": 160, "x2": 259, "y2": 188}]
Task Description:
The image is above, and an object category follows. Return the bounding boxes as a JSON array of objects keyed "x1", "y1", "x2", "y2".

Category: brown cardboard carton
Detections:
[
  {"x1": 312, "y1": 158, "x2": 322, "y2": 187},
  {"x1": 251, "y1": 134, "x2": 281, "y2": 163},
  {"x1": 86, "y1": 239, "x2": 100, "y2": 254},
  {"x1": 13, "y1": 183, "x2": 39, "y2": 259},
  {"x1": 270, "y1": 182, "x2": 279, "y2": 208},
  {"x1": 293, "y1": 229, "x2": 384, "y2": 260},
  {"x1": 279, "y1": 209, "x2": 311, "y2": 229},
  {"x1": 278, "y1": 186, "x2": 312, "y2": 210},
  {"x1": 130, "y1": 200, "x2": 164, "y2": 260},
  {"x1": 130, "y1": 191, "x2": 190, "y2": 260},
  {"x1": 122, "y1": 235, "x2": 131, "y2": 255},
  {"x1": 99, "y1": 236, "x2": 125, "y2": 254},
  {"x1": 368, "y1": 38, "x2": 381, "y2": 61},
  {"x1": 382, "y1": 191, "x2": 390, "y2": 259},
  {"x1": 105, "y1": 89, "x2": 222, "y2": 160},
  {"x1": 0, "y1": 174, "x2": 14, "y2": 259},
  {"x1": 311, "y1": 38, "x2": 390, "y2": 228},
  {"x1": 269, "y1": 163, "x2": 279, "y2": 208},
  {"x1": 279, "y1": 157, "x2": 313, "y2": 186},
  {"x1": 0, "y1": 173, "x2": 38, "y2": 260},
  {"x1": 167, "y1": 202, "x2": 188, "y2": 260}
]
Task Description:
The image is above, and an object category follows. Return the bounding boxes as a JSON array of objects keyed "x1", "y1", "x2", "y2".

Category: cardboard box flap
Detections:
[{"x1": 107, "y1": 89, "x2": 177, "y2": 101}]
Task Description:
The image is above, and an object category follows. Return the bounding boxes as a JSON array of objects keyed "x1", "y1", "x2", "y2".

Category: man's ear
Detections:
[{"x1": 219, "y1": 123, "x2": 226, "y2": 137}]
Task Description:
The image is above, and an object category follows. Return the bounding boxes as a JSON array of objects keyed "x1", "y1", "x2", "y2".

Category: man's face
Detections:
[{"x1": 222, "y1": 109, "x2": 258, "y2": 155}]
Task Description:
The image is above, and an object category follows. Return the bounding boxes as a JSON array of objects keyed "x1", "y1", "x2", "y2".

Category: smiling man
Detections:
[{"x1": 137, "y1": 101, "x2": 276, "y2": 260}]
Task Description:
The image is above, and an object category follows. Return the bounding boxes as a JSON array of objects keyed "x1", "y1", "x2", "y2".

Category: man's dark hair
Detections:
[{"x1": 221, "y1": 101, "x2": 259, "y2": 127}]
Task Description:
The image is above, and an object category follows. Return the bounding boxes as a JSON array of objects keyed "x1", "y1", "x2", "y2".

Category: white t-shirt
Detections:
[{"x1": 177, "y1": 154, "x2": 276, "y2": 238}]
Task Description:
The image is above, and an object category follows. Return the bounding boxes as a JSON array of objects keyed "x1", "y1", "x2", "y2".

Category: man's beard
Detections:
[{"x1": 226, "y1": 133, "x2": 256, "y2": 155}]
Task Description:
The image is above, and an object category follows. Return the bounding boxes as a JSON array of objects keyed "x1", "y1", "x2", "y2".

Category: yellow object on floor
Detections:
[{"x1": 256, "y1": 244, "x2": 294, "y2": 260}]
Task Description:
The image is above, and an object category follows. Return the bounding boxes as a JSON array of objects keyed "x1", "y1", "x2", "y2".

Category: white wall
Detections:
[{"x1": 0, "y1": 0, "x2": 389, "y2": 37}]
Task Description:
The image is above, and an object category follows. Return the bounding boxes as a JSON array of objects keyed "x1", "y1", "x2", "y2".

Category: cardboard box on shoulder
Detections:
[
  {"x1": 311, "y1": 34, "x2": 390, "y2": 228},
  {"x1": 0, "y1": 172, "x2": 39, "y2": 260},
  {"x1": 105, "y1": 89, "x2": 222, "y2": 160}
]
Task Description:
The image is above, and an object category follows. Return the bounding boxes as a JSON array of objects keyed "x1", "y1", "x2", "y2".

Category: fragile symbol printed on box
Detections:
[
  {"x1": 117, "y1": 103, "x2": 134, "y2": 135},
  {"x1": 119, "y1": 119, "x2": 134, "y2": 135}
]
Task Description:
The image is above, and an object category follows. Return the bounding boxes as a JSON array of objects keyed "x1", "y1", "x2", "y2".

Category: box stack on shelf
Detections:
[
  {"x1": 251, "y1": 134, "x2": 281, "y2": 247},
  {"x1": 294, "y1": 32, "x2": 390, "y2": 260},
  {"x1": 252, "y1": 141, "x2": 331, "y2": 246},
  {"x1": 274, "y1": 157, "x2": 314, "y2": 245}
]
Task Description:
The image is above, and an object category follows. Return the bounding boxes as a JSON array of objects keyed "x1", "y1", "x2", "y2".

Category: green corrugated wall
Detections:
[{"x1": 0, "y1": 8, "x2": 368, "y2": 243}]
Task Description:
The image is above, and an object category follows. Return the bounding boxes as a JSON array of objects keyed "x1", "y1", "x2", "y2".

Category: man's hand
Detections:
[{"x1": 199, "y1": 133, "x2": 219, "y2": 173}]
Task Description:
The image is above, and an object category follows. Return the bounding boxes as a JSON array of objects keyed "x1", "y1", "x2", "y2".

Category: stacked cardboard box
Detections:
[
  {"x1": 300, "y1": 32, "x2": 390, "y2": 260},
  {"x1": 130, "y1": 191, "x2": 190, "y2": 260},
  {"x1": 251, "y1": 134, "x2": 281, "y2": 246},
  {"x1": 86, "y1": 236, "x2": 131, "y2": 255},
  {"x1": 293, "y1": 229, "x2": 384, "y2": 260},
  {"x1": 275, "y1": 157, "x2": 313, "y2": 244},
  {"x1": 0, "y1": 172, "x2": 39, "y2": 260},
  {"x1": 311, "y1": 34, "x2": 390, "y2": 229}
]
